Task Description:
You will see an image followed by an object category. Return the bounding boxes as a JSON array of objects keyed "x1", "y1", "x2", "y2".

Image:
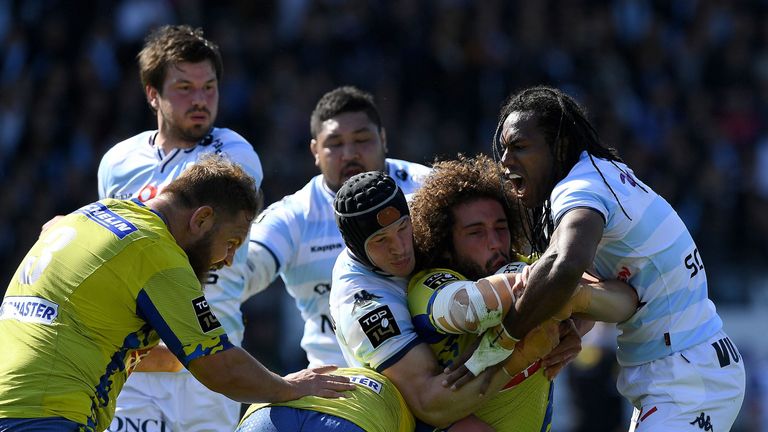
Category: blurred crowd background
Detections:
[{"x1": 1, "y1": 0, "x2": 767, "y2": 430}]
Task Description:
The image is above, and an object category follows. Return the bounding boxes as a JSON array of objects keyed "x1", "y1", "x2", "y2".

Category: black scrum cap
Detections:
[{"x1": 334, "y1": 171, "x2": 409, "y2": 268}]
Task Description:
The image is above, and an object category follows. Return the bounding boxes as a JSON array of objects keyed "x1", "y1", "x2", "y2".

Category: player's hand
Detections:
[
  {"x1": 441, "y1": 337, "x2": 480, "y2": 389},
  {"x1": 541, "y1": 319, "x2": 582, "y2": 380},
  {"x1": 283, "y1": 365, "x2": 356, "y2": 399},
  {"x1": 40, "y1": 215, "x2": 65, "y2": 235}
]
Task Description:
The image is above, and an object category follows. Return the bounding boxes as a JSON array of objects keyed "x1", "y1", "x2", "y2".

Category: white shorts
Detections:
[
  {"x1": 618, "y1": 330, "x2": 745, "y2": 432},
  {"x1": 107, "y1": 371, "x2": 240, "y2": 432}
]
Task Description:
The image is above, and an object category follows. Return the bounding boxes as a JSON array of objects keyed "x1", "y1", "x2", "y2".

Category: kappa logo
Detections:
[
  {"x1": 424, "y1": 272, "x2": 459, "y2": 290},
  {"x1": 359, "y1": 305, "x2": 400, "y2": 348},
  {"x1": 310, "y1": 243, "x2": 343, "y2": 253},
  {"x1": 192, "y1": 296, "x2": 221, "y2": 332},
  {"x1": 353, "y1": 290, "x2": 383, "y2": 308},
  {"x1": 690, "y1": 412, "x2": 713, "y2": 431}
]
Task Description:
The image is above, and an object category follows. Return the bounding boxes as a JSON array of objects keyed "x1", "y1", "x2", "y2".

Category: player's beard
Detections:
[
  {"x1": 163, "y1": 108, "x2": 214, "y2": 144},
  {"x1": 452, "y1": 251, "x2": 510, "y2": 280},
  {"x1": 185, "y1": 229, "x2": 216, "y2": 284}
]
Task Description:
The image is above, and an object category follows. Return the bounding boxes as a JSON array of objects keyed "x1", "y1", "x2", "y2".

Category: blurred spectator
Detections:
[{"x1": 1, "y1": 1, "x2": 766, "y2": 430}]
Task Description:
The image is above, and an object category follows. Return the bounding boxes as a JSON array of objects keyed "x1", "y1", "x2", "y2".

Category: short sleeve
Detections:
[
  {"x1": 136, "y1": 264, "x2": 233, "y2": 367},
  {"x1": 333, "y1": 276, "x2": 420, "y2": 372}
]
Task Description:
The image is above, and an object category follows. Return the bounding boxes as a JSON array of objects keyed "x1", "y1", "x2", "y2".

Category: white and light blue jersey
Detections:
[
  {"x1": 329, "y1": 250, "x2": 421, "y2": 372},
  {"x1": 97, "y1": 127, "x2": 263, "y2": 345},
  {"x1": 551, "y1": 151, "x2": 722, "y2": 366},
  {"x1": 247, "y1": 159, "x2": 429, "y2": 367}
]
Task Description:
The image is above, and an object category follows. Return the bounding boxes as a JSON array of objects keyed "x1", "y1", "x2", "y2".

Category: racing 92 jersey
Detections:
[
  {"x1": 97, "y1": 128, "x2": 263, "y2": 344},
  {"x1": 551, "y1": 152, "x2": 722, "y2": 366},
  {"x1": 247, "y1": 159, "x2": 430, "y2": 366}
]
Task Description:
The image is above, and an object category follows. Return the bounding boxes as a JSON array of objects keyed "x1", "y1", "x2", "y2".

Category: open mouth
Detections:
[{"x1": 507, "y1": 173, "x2": 525, "y2": 197}]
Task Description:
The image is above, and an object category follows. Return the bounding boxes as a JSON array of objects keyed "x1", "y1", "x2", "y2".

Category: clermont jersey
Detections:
[
  {"x1": 98, "y1": 128, "x2": 263, "y2": 344},
  {"x1": 551, "y1": 151, "x2": 722, "y2": 366},
  {"x1": 408, "y1": 268, "x2": 553, "y2": 432},
  {"x1": 247, "y1": 159, "x2": 429, "y2": 366},
  {"x1": 240, "y1": 367, "x2": 415, "y2": 432},
  {"x1": 0, "y1": 199, "x2": 231, "y2": 431}
]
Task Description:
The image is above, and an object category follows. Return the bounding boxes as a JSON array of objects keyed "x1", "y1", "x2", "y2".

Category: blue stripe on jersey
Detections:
[
  {"x1": 160, "y1": 149, "x2": 180, "y2": 173},
  {"x1": 540, "y1": 381, "x2": 554, "y2": 432},
  {"x1": 79, "y1": 202, "x2": 138, "y2": 239},
  {"x1": 622, "y1": 282, "x2": 709, "y2": 332},
  {"x1": 617, "y1": 315, "x2": 722, "y2": 363},
  {"x1": 250, "y1": 240, "x2": 280, "y2": 271},
  {"x1": 90, "y1": 328, "x2": 148, "y2": 431},
  {"x1": 376, "y1": 337, "x2": 423, "y2": 373},
  {"x1": 136, "y1": 289, "x2": 233, "y2": 366},
  {"x1": 136, "y1": 289, "x2": 185, "y2": 363},
  {"x1": 282, "y1": 259, "x2": 338, "y2": 285}
]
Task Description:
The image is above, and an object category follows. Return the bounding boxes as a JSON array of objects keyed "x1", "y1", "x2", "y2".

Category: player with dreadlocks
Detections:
[{"x1": 448, "y1": 86, "x2": 745, "y2": 431}]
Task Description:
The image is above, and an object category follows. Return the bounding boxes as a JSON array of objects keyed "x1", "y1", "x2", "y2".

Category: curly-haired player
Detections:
[{"x1": 407, "y1": 154, "x2": 638, "y2": 430}]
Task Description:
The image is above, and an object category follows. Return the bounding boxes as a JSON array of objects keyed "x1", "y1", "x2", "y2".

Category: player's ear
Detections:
[
  {"x1": 310, "y1": 138, "x2": 321, "y2": 167},
  {"x1": 146, "y1": 86, "x2": 159, "y2": 111},
  {"x1": 189, "y1": 206, "x2": 215, "y2": 236}
]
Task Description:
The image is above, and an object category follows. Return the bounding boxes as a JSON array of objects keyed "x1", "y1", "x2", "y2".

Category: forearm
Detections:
[
  {"x1": 503, "y1": 253, "x2": 582, "y2": 339},
  {"x1": 132, "y1": 345, "x2": 184, "y2": 373},
  {"x1": 411, "y1": 367, "x2": 511, "y2": 428},
  {"x1": 386, "y1": 344, "x2": 512, "y2": 428},
  {"x1": 189, "y1": 347, "x2": 296, "y2": 403},
  {"x1": 575, "y1": 279, "x2": 638, "y2": 322}
]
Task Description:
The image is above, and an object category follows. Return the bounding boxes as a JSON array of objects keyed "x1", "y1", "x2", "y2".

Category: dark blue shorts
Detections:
[
  {"x1": 236, "y1": 406, "x2": 365, "y2": 432},
  {"x1": 0, "y1": 417, "x2": 82, "y2": 431}
]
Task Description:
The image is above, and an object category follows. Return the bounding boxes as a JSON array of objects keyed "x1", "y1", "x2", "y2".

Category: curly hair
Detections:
[{"x1": 410, "y1": 154, "x2": 525, "y2": 270}]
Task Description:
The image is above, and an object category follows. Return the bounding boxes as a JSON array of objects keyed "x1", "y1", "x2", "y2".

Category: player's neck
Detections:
[{"x1": 154, "y1": 132, "x2": 196, "y2": 155}]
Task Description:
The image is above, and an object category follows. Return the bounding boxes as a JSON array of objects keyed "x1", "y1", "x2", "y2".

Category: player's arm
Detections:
[
  {"x1": 428, "y1": 271, "x2": 521, "y2": 335},
  {"x1": 241, "y1": 200, "x2": 298, "y2": 301},
  {"x1": 502, "y1": 208, "x2": 604, "y2": 339},
  {"x1": 131, "y1": 343, "x2": 183, "y2": 372},
  {"x1": 562, "y1": 277, "x2": 639, "y2": 323},
  {"x1": 241, "y1": 240, "x2": 280, "y2": 300},
  {"x1": 382, "y1": 342, "x2": 515, "y2": 429},
  {"x1": 188, "y1": 347, "x2": 355, "y2": 403}
]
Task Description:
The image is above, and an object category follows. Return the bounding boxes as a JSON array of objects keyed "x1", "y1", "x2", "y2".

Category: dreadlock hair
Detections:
[
  {"x1": 410, "y1": 154, "x2": 526, "y2": 271},
  {"x1": 492, "y1": 86, "x2": 636, "y2": 254}
]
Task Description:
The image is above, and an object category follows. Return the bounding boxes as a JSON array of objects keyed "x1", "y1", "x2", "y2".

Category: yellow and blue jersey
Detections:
[
  {"x1": 0, "y1": 199, "x2": 231, "y2": 431},
  {"x1": 408, "y1": 268, "x2": 553, "y2": 432},
  {"x1": 241, "y1": 367, "x2": 415, "y2": 432}
]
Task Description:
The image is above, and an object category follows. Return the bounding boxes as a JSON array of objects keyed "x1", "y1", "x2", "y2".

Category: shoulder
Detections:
[
  {"x1": 408, "y1": 268, "x2": 465, "y2": 294},
  {"x1": 386, "y1": 158, "x2": 431, "y2": 186},
  {"x1": 100, "y1": 132, "x2": 154, "y2": 167},
  {"x1": 407, "y1": 268, "x2": 465, "y2": 314},
  {"x1": 253, "y1": 179, "x2": 318, "y2": 226}
]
